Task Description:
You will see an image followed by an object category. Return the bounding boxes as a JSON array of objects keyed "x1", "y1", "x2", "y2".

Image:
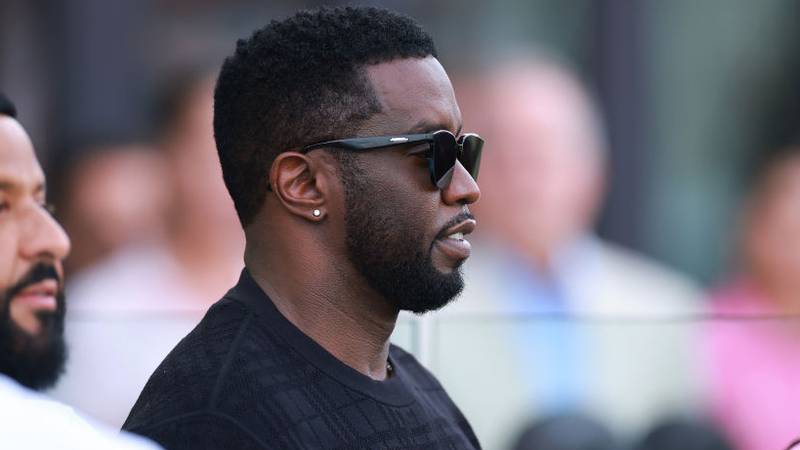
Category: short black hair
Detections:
[
  {"x1": 0, "y1": 93, "x2": 18, "y2": 118},
  {"x1": 214, "y1": 6, "x2": 437, "y2": 226}
]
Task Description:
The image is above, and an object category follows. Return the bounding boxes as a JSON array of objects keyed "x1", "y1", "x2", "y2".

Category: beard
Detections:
[
  {"x1": 339, "y1": 154, "x2": 467, "y2": 314},
  {"x1": 0, "y1": 263, "x2": 67, "y2": 391}
]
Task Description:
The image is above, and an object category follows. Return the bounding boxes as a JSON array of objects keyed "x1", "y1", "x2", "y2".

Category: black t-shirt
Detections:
[{"x1": 122, "y1": 269, "x2": 481, "y2": 450}]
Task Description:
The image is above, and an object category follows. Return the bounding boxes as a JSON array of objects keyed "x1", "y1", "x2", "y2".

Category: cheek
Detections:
[
  {"x1": 362, "y1": 153, "x2": 443, "y2": 241},
  {"x1": 0, "y1": 228, "x2": 18, "y2": 289},
  {"x1": 376, "y1": 182, "x2": 440, "y2": 242},
  {"x1": 409, "y1": 195, "x2": 441, "y2": 250},
  {"x1": 9, "y1": 299, "x2": 42, "y2": 334}
]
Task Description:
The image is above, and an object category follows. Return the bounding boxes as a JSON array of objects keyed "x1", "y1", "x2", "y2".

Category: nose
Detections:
[
  {"x1": 20, "y1": 204, "x2": 71, "y2": 264},
  {"x1": 441, "y1": 160, "x2": 480, "y2": 206}
]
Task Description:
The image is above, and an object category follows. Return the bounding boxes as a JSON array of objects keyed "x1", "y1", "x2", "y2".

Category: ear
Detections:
[{"x1": 269, "y1": 151, "x2": 333, "y2": 222}]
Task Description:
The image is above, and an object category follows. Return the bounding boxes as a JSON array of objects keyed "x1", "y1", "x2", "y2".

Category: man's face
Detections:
[
  {"x1": 339, "y1": 57, "x2": 480, "y2": 313},
  {"x1": 477, "y1": 66, "x2": 604, "y2": 260},
  {"x1": 0, "y1": 116, "x2": 70, "y2": 390}
]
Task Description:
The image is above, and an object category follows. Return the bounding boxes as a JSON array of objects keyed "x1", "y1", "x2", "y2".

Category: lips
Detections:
[
  {"x1": 12, "y1": 279, "x2": 59, "y2": 312},
  {"x1": 434, "y1": 218, "x2": 477, "y2": 262}
]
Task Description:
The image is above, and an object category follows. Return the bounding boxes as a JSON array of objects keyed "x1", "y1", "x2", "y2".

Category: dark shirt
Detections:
[{"x1": 122, "y1": 269, "x2": 481, "y2": 449}]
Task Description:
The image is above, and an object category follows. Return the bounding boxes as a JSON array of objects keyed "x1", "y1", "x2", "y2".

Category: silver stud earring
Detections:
[{"x1": 312, "y1": 209, "x2": 322, "y2": 218}]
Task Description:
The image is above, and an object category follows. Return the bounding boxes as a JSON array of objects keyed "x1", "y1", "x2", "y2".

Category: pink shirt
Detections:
[{"x1": 706, "y1": 279, "x2": 800, "y2": 450}]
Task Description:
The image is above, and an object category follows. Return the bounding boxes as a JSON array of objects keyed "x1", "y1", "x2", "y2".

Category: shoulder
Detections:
[
  {"x1": 66, "y1": 244, "x2": 190, "y2": 312},
  {"x1": 126, "y1": 411, "x2": 266, "y2": 450},
  {"x1": 388, "y1": 346, "x2": 482, "y2": 447},
  {"x1": 599, "y1": 242, "x2": 697, "y2": 288},
  {"x1": 0, "y1": 378, "x2": 159, "y2": 450},
  {"x1": 123, "y1": 299, "x2": 256, "y2": 430},
  {"x1": 587, "y1": 240, "x2": 703, "y2": 312},
  {"x1": 389, "y1": 344, "x2": 447, "y2": 392}
]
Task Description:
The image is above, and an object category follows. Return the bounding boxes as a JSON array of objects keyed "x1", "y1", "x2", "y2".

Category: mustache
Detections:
[
  {"x1": 435, "y1": 210, "x2": 476, "y2": 240},
  {"x1": 5, "y1": 264, "x2": 62, "y2": 301}
]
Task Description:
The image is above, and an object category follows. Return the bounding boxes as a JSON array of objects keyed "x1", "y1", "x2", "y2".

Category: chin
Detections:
[
  {"x1": 400, "y1": 271, "x2": 465, "y2": 315},
  {"x1": 431, "y1": 254, "x2": 468, "y2": 275},
  {"x1": 0, "y1": 293, "x2": 67, "y2": 391}
]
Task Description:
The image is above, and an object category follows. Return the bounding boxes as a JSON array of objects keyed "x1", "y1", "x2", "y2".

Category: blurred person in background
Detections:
[
  {"x1": 705, "y1": 148, "x2": 800, "y2": 450},
  {"x1": 0, "y1": 92, "x2": 160, "y2": 449},
  {"x1": 439, "y1": 53, "x2": 706, "y2": 449},
  {"x1": 55, "y1": 142, "x2": 167, "y2": 277},
  {"x1": 510, "y1": 413, "x2": 621, "y2": 450},
  {"x1": 632, "y1": 419, "x2": 732, "y2": 450},
  {"x1": 50, "y1": 68, "x2": 245, "y2": 427}
]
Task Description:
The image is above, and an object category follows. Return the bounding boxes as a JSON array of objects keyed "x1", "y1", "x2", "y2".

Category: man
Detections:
[
  {"x1": 0, "y1": 93, "x2": 159, "y2": 449},
  {"x1": 438, "y1": 55, "x2": 704, "y2": 449},
  {"x1": 123, "y1": 6, "x2": 482, "y2": 449}
]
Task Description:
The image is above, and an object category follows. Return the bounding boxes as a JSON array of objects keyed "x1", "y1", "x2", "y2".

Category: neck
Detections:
[
  {"x1": 166, "y1": 219, "x2": 244, "y2": 299},
  {"x1": 245, "y1": 236, "x2": 398, "y2": 380}
]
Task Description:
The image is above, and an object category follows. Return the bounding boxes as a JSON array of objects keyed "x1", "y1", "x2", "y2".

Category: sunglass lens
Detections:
[
  {"x1": 459, "y1": 134, "x2": 483, "y2": 181},
  {"x1": 431, "y1": 131, "x2": 457, "y2": 189}
]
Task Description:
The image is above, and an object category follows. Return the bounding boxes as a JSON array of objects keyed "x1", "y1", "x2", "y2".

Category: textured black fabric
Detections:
[{"x1": 123, "y1": 269, "x2": 481, "y2": 450}]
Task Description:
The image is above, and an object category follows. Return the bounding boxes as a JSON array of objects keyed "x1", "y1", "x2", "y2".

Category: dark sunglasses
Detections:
[{"x1": 302, "y1": 130, "x2": 483, "y2": 189}]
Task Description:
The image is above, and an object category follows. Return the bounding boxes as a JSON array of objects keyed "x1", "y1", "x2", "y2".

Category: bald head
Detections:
[
  {"x1": 483, "y1": 59, "x2": 606, "y2": 160},
  {"x1": 468, "y1": 56, "x2": 606, "y2": 265}
]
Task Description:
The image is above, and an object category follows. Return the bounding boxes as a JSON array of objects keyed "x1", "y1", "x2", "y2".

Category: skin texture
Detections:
[
  {"x1": 245, "y1": 56, "x2": 480, "y2": 380},
  {"x1": 0, "y1": 116, "x2": 70, "y2": 335},
  {"x1": 742, "y1": 151, "x2": 800, "y2": 311}
]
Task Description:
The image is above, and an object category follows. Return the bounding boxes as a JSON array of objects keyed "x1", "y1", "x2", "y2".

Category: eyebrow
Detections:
[
  {"x1": 408, "y1": 119, "x2": 463, "y2": 136},
  {"x1": 0, "y1": 180, "x2": 46, "y2": 195}
]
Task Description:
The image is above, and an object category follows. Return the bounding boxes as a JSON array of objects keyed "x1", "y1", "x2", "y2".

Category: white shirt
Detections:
[
  {"x1": 0, "y1": 373, "x2": 161, "y2": 449},
  {"x1": 51, "y1": 243, "x2": 221, "y2": 427}
]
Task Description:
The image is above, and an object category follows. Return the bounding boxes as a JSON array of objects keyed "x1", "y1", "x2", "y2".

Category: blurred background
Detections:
[{"x1": 2, "y1": 1, "x2": 799, "y2": 449}]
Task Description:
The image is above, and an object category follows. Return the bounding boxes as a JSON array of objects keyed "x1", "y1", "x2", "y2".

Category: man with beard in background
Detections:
[
  {"x1": 0, "y1": 93, "x2": 160, "y2": 449},
  {"x1": 123, "y1": 6, "x2": 483, "y2": 450}
]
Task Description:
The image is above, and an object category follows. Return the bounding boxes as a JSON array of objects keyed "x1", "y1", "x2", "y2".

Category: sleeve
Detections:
[{"x1": 126, "y1": 412, "x2": 267, "y2": 450}]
